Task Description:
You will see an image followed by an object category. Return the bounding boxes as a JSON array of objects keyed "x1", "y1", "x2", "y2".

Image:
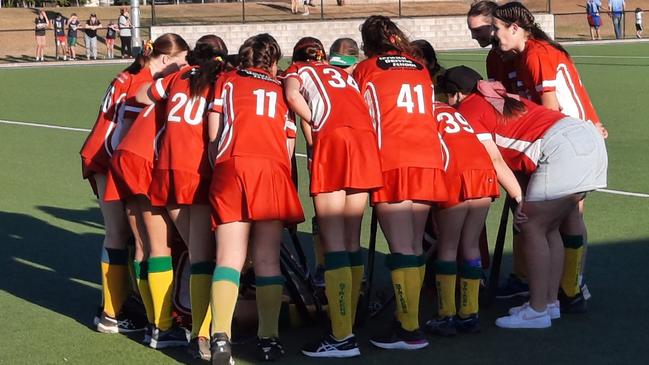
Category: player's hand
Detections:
[
  {"x1": 513, "y1": 200, "x2": 528, "y2": 226},
  {"x1": 595, "y1": 122, "x2": 608, "y2": 139}
]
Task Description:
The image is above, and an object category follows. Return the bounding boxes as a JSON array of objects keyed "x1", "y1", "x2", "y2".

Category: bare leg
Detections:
[
  {"x1": 314, "y1": 190, "x2": 347, "y2": 253},
  {"x1": 459, "y1": 198, "x2": 491, "y2": 261}
]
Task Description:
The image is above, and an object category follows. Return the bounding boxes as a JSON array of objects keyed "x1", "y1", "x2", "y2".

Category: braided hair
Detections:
[
  {"x1": 292, "y1": 37, "x2": 327, "y2": 63},
  {"x1": 238, "y1": 33, "x2": 282, "y2": 73},
  {"x1": 186, "y1": 35, "x2": 231, "y2": 98},
  {"x1": 360, "y1": 15, "x2": 416, "y2": 58}
]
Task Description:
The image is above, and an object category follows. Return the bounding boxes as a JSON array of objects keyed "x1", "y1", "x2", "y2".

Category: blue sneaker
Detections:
[{"x1": 495, "y1": 274, "x2": 530, "y2": 299}]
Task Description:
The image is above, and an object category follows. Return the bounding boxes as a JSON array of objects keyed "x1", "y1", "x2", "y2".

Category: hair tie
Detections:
[
  {"x1": 315, "y1": 49, "x2": 325, "y2": 61},
  {"x1": 214, "y1": 56, "x2": 223, "y2": 62},
  {"x1": 389, "y1": 35, "x2": 401, "y2": 45},
  {"x1": 143, "y1": 40, "x2": 154, "y2": 56}
]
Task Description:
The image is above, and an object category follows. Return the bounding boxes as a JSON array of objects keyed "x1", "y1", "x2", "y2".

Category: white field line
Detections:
[{"x1": 2, "y1": 118, "x2": 647, "y2": 198}]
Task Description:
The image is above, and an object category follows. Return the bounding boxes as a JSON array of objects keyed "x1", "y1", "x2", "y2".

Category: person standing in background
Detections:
[
  {"x1": 106, "y1": 21, "x2": 118, "y2": 59},
  {"x1": 586, "y1": 0, "x2": 604, "y2": 40},
  {"x1": 635, "y1": 8, "x2": 643, "y2": 38},
  {"x1": 53, "y1": 13, "x2": 68, "y2": 61},
  {"x1": 118, "y1": 7, "x2": 132, "y2": 58},
  {"x1": 84, "y1": 13, "x2": 101, "y2": 60},
  {"x1": 68, "y1": 13, "x2": 80, "y2": 60},
  {"x1": 609, "y1": 0, "x2": 626, "y2": 39},
  {"x1": 34, "y1": 10, "x2": 49, "y2": 62}
]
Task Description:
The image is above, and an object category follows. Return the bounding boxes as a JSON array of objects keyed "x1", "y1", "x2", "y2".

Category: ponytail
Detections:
[
  {"x1": 186, "y1": 35, "x2": 231, "y2": 98},
  {"x1": 360, "y1": 15, "x2": 416, "y2": 58},
  {"x1": 292, "y1": 37, "x2": 326, "y2": 63},
  {"x1": 123, "y1": 33, "x2": 190, "y2": 75}
]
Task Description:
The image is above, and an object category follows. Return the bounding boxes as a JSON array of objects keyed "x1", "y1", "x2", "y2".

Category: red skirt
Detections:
[
  {"x1": 209, "y1": 156, "x2": 305, "y2": 227},
  {"x1": 104, "y1": 150, "x2": 152, "y2": 201},
  {"x1": 149, "y1": 169, "x2": 211, "y2": 206},
  {"x1": 371, "y1": 166, "x2": 448, "y2": 204},
  {"x1": 439, "y1": 168, "x2": 500, "y2": 209},
  {"x1": 310, "y1": 127, "x2": 383, "y2": 195}
]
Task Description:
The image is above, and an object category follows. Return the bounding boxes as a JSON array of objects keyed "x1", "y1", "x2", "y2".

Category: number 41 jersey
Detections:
[{"x1": 353, "y1": 53, "x2": 444, "y2": 172}]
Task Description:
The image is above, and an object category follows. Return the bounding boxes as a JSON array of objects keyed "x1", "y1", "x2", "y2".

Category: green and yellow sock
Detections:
[
  {"x1": 389, "y1": 254, "x2": 421, "y2": 331},
  {"x1": 133, "y1": 260, "x2": 155, "y2": 324},
  {"x1": 458, "y1": 259, "x2": 482, "y2": 318},
  {"x1": 190, "y1": 261, "x2": 215, "y2": 339},
  {"x1": 148, "y1": 256, "x2": 174, "y2": 330},
  {"x1": 100, "y1": 248, "x2": 129, "y2": 318},
  {"x1": 561, "y1": 234, "x2": 585, "y2": 298},
  {"x1": 211, "y1": 266, "x2": 240, "y2": 339},
  {"x1": 349, "y1": 250, "x2": 364, "y2": 325},
  {"x1": 324, "y1": 251, "x2": 353, "y2": 340},
  {"x1": 417, "y1": 254, "x2": 427, "y2": 287},
  {"x1": 435, "y1": 260, "x2": 457, "y2": 318},
  {"x1": 256, "y1": 276, "x2": 284, "y2": 338}
]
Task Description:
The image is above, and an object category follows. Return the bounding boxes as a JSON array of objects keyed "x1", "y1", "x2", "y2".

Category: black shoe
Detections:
[
  {"x1": 424, "y1": 316, "x2": 457, "y2": 337},
  {"x1": 211, "y1": 333, "x2": 235, "y2": 365},
  {"x1": 143, "y1": 324, "x2": 153, "y2": 345},
  {"x1": 495, "y1": 274, "x2": 530, "y2": 299},
  {"x1": 559, "y1": 288, "x2": 588, "y2": 313},
  {"x1": 188, "y1": 336, "x2": 211, "y2": 361},
  {"x1": 456, "y1": 314, "x2": 481, "y2": 334},
  {"x1": 370, "y1": 321, "x2": 428, "y2": 350},
  {"x1": 96, "y1": 311, "x2": 146, "y2": 334},
  {"x1": 301, "y1": 333, "x2": 361, "y2": 358},
  {"x1": 149, "y1": 325, "x2": 189, "y2": 349},
  {"x1": 257, "y1": 337, "x2": 285, "y2": 361}
]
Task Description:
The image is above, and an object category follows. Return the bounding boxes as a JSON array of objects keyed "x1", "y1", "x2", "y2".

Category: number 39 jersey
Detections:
[
  {"x1": 353, "y1": 53, "x2": 444, "y2": 171},
  {"x1": 209, "y1": 68, "x2": 296, "y2": 168},
  {"x1": 149, "y1": 66, "x2": 211, "y2": 176},
  {"x1": 283, "y1": 61, "x2": 374, "y2": 138}
]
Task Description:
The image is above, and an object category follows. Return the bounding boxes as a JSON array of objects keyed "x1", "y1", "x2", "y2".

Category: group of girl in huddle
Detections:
[{"x1": 80, "y1": 4, "x2": 607, "y2": 364}]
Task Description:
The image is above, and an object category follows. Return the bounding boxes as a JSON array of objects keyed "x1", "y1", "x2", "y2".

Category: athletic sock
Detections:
[
  {"x1": 512, "y1": 227, "x2": 528, "y2": 281},
  {"x1": 255, "y1": 276, "x2": 284, "y2": 338},
  {"x1": 100, "y1": 248, "x2": 129, "y2": 318},
  {"x1": 190, "y1": 261, "x2": 215, "y2": 339},
  {"x1": 348, "y1": 250, "x2": 364, "y2": 326},
  {"x1": 435, "y1": 260, "x2": 457, "y2": 318},
  {"x1": 458, "y1": 259, "x2": 482, "y2": 318},
  {"x1": 211, "y1": 266, "x2": 240, "y2": 339},
  {"x1": 417, "y1": 254, "x2": 427, "y2": 287},
  {"x1": 324, "y1": 251, "x2": 353, "y2": 340},
  {"x1": 561, "y1": 234, "x2": 585, "y2": 298},
  {"x1": 389, "y1": 254, "x2": 421, "y2": 331},
  {"x1": 133, "y1": 260, "x2": 155, "y2": 324},
  {"x1": 148, "y1": 256, "x2": 174, "y2": 331}
]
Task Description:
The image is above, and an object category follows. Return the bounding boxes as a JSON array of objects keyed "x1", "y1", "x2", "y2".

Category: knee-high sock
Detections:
[
  {"x1": 325, "y1": 251, "x2": 353, "y2": 340},
  {"x1": 389, "y1": 254, "x2": 421, "y2": 331},
  {"x1": 349, "y1": 250, "x2": 364, "y2": 326},
  {"x1": 190, "y1": 261, "x2": 215, "y2": 339},
  {"x1": 133, "y1": 260, "x2": 155, "y2": 324},
  {"x1": 561, "y1": 234, "x2": 585, "y2": 297},
  {"x1": 210, "y1": 266, "x2": 240, "y2": 339},
  {"x1": 435, "y1": 260, "x2": 457, "y2": 318},
  {"x1": 458, "y1": 259, "x2": 482, "y2": 318},
  {"x1": 101, "y1": 248, "x2": 129, "y2": 318},
  {"x1": 255, "y1": 276, "x2": 284, "y2": 338},
  {"x1": 148, "y1": 256, "x2": 174, "y2": 330},
  {"x1": 417, "y1": 254, "x2": 427, "y2": 287}
]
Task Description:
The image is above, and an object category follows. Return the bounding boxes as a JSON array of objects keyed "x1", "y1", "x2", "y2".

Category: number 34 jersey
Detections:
[
  {"x1": 353, "y1": 53, "x2": 444, "y2": 171},
  {"x1": 210, "y1": 68, "x2": 296, "y2": 168}
]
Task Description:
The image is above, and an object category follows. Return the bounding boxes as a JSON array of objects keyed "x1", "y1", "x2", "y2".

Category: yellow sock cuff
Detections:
[
  {"x1": 190, "y1": 261, "x2": 215, "y2": 338},
  {"x1": 148, "y1": 256, "x2": 174, "y2": 330},
  {"x1": 435, "y1": 260, "x2": 457, "y2": 318},
  {"x1": 256, "y1": 276, "x2": 284, "y2": 338}
]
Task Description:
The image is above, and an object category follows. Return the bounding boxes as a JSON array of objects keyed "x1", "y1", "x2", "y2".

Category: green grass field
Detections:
[{"x1": 1, "y1": 42, "x2": 648, "y2": 364}]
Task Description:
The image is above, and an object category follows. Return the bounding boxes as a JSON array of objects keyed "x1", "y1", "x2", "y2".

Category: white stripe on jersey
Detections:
[
  {"x1": 216, "y1": 82, "x2": 235, "y2": 160},
  {"x1": 297, "y1": 66, "x2": 332, "y2": 132},
  {"x1": 364, "y1": 82, "x2": 382, "y2": 149},
  {"x1": 155, "y1": 78, "x2": 167, "y2": 99},
  {"x1": 124, "y1": 105, "x2": 143, "y2": 113},
  {"x1": 476, "y1": 132, "x2": 493, "y2": 142},
  {"x1": 555, "y1": 64, "x2": 586, "y2": 121},
  {"x1": 494, "y1": 134, "x2": 542, "y2": 165},
  {"x1": 536, "y1": 79, "x2": 557, "y2": 92},
  {"x1": 213, "y1": 98, "x2": 224, "y2": 107},
  {"x1": 439, "y1": 132, "x2": 450, "y2": 171}
]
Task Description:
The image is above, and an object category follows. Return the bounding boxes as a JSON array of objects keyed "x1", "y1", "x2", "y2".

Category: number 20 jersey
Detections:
[{"x1": 353, "y1": 53, "x2": 444, "y2": 172}]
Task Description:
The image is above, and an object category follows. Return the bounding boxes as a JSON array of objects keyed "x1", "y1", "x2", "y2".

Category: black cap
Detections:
[{"x1": 436, "y1": 65, "x2": 483, "y2": 94}]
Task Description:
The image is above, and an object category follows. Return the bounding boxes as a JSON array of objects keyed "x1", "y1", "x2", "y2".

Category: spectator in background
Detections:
[
  {"x1": 106, "y1": 21, "x2": 118, "y2": 59},
  {"x1": 84, "y1": 13, "x2": 101, "y2": 60},
  {"x1": 118, "y1": 7, "x2": 132, "y2": 58},
  {"x1": 586, "y1": 0, "x2": 603, "y2": 40},
  {"x1": 635, "y1": 8, "x2": 643, "y2": 38},
  {"x1": 68, "y1": 13, "x2": 80, "y2": 60},
  {"x1": 608, "y1": 0, "x2": 625, "y2": 39},
  {"x1": 34, "y1": 10, "x2": 49, "y2": 62},
  {"x1": 53, "y1": 13, "x2": 68, "y2": 61}
]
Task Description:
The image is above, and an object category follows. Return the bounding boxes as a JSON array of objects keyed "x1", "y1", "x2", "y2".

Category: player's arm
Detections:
[
  {"x1": 540, "y1": 92, "x2": 561, "y2": 112},
  {"x1": 284, "y1": 77, "x2": 312, "y2": 125},
  {"x1": 207, "y1": 111, "x2": 223, "y2": 168}
]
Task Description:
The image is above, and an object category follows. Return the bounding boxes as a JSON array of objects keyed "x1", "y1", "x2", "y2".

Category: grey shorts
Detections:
[{"x1": 526, "y1": 117, "x2": 608, "y2": 201}]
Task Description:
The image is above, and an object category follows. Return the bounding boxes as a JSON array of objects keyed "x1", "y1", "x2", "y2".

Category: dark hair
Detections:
[
  {"x1": 411, "y1": 39, "x2": 441, "y2": 78},
  {"x1": 329, "y1": 38, "x2": 360, "y2": 57},
  {"x1": 360, "y1": 15, "x2": 416, "y2": 58},
  {"x1": 467, "y1": 1, "x2": 497, "y2": 18},
  {"x1": 238, "y1": 33, "x2": 282, "y2": 72},
  {"x1": 123, "y1": 33, "x2": 190, "y2": 75},
  {"x1": 494, "y1": 2, "x2": 570, "y2": 57},
  {"x1": 636, "y1": 7, "x2": 643, "y2": 12},
  {"x1": 292, "y1": 37, "x2": 326, "y2": 62},
  {"x1": 186, "y1": 35, "x2": 230, "y2": 98}
]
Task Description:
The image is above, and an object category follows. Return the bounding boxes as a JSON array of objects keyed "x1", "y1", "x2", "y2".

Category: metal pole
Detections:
[
  {"x1": 399, "y1": 0, "x2": 401, "y2": 17},
  {"x1": 131, "y1": 0, "x2": 142, "y2": 56},
  {"x1": 320, "y1": 0, "x2": 324, "y2": 20},
  {"x1": 548, "y1": 0, "x2": 551, "y2": 14},
  {"x1": 242, "y1": 0, "x2": 246, "y2": 23},
  {"x1": 151, "y1": 0, "x2": 157, "y2": 26}
]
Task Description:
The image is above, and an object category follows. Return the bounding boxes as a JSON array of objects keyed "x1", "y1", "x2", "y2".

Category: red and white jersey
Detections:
[
  {"x1": 282, "y1": 61, "x2": 374, "y2": 138},
  {"x1": 353, "y1": 53, "x2": 444, "y2": 171},
  {"x1": 517, "y1": 39, "x2": 600, "y2": 124},
  {"x1": 435, "y1": 102, "x2": 494, "y2": 172},
  {"x1": 80, "y1": 71, "x2": 130, "y2": 177},
  {"x1": 486, "y1": 48, "x2": 518, "y2": 94},
  {"x1": 210, "y1": 68, "x2": 296, "y2": 168},
  {"x1": 149, "y1": 66, "x2": 211, "y2": 176},
  {"x1": 122, "y1": 67, "x2": 155, "y2": 122},
  {"x1": 457, "y1": 93, "x2": 565, "y2": 175}
]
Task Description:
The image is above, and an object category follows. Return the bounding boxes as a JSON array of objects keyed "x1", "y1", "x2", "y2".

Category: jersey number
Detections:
[
  {"x1": 322, "y1": 68, "x2": 359, "y2": 90},
  {"x1": 168, "y1": 93, "x2": 206, "y2": 125},
  {"x1": 253, "y1": 89, "x2": 277, "y2": 118},
  {"x1": 438, "y1": 112, "x2": 474, "y2": 134},
  {"x1": 397, "y1": 84, "x2": 426, "y2": 114}
]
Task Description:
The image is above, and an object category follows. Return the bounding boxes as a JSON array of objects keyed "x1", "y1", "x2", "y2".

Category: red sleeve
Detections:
[
  {"x1": 149, "y1": 71, "x2": 179, "y2": 102},
  {"x1": 281, "y1": 63, "x2": 302, "y2": 87},
  {"x1": 210, "y1": 75, "x2": 227, "y2": 114},
  {"x1": 457, "y1": 97, "x2": 494, "y2": 142},
  {"x1": 352, "y1": 60, "x2": 371, "y2": 95},
  {"x1": 520, "y1": 46, "x2": 558, "y2": 99}
]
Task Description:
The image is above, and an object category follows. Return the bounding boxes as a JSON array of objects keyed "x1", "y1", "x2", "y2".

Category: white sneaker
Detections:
[
  {"x1": 509, "y1": 301, "x2": 560, "y2": 320},
  {"x1": 496, "y1": 304, "x2": 551, "y2": 329}
]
